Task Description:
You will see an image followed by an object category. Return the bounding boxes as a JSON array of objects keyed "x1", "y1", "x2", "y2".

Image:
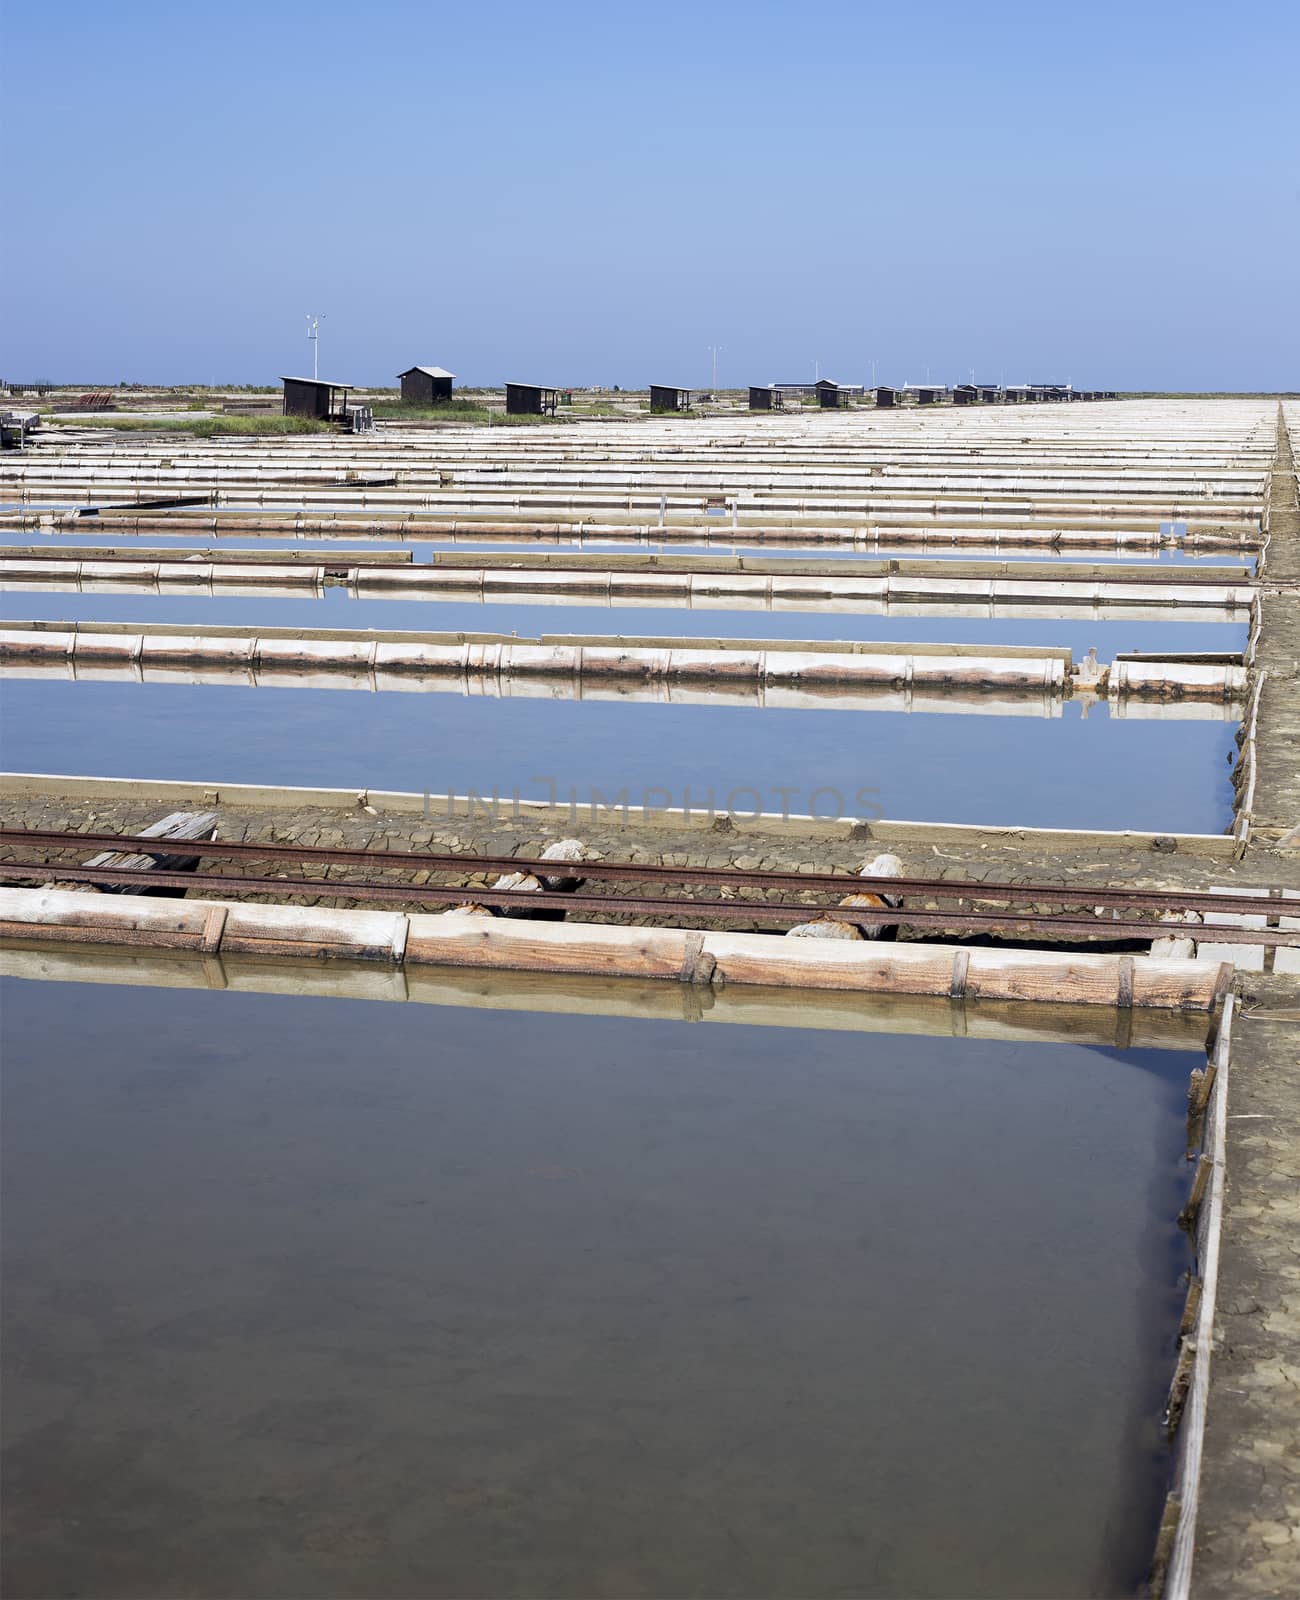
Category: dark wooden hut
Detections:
[
  {"x1": 398, "y1": 366, "x2": 454, "y2": 405},
  {"x1": 649, "y1": 385, "x2": 694, "y2": 413},
  {"x1": 281, "y1": 377, "x2": 351, "y2": 421},
  {"x1": 505, "y1": 382, "x2": 559, "y2": 416}
]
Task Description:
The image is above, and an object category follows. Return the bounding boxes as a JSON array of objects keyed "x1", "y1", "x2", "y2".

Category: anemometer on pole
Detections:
[{"x1": 306, "y1": 313, "x2": 325, "y2": 379}]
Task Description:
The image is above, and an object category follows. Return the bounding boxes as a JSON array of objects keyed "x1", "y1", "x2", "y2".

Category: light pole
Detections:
[{"x1": 708, "y1": 345, "x2": 721, "y2": 393}]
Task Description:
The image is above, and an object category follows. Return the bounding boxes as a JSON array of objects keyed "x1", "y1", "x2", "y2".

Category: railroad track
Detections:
[{"x1": 2, "y1": 828, "x2": 1294, "y2": 947}]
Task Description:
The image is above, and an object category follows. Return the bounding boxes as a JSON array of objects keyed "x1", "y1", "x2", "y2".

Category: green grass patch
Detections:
[
  {"x1": 371, "y1": 400, "x2": 572, "y2": 426},
  {"x1": 370, "y1": 402, "x2": 573, "y2": 427},
  {"x1": 190, "y1": 415, "x2": 335, "y2": 436},
  {"x1": 371, "y1": 398, "x2": 492, "y2": 421},
  {"x1": 47, "y1": 414, "x2": 333, "y2": 436}
]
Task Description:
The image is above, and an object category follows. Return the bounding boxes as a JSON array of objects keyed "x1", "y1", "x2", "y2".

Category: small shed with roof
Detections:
[
  {"x1": 505, "y1": 382, "x2": 559, "y2": 416},
  {"x1": 748, "y1": 385, "x2": 785, "y2": 410},
  {"x1": 649, "y1": 384, "x2": 695, "y2": 413},
  {"x1": 399, "y1": 365, "x2": 455, "y2": 405},
  {"x1": 281, "y1": 377, "x2": 351, "y2": 421}
]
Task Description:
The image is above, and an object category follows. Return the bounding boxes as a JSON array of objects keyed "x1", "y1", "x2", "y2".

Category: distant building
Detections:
[
  {"x1": 281, "y1": 377, "x2": 351, "y2": 421},
  {"x1": 771, "y1": 381, "x2": 862, "y2": 402},
  {"x1": 953, "y1": 384, "x2": 978, "y2": 406},
  {"x1": 979, "y1": 386, "x2": 1002, "y2": 403},
  {"x1": 649, "y1": 384, "x2": 694, "y2": 413},
  {"x1": 1004, "y1": 384, "x2": 1032, "y2": 404},
  {"x1": 874, "y1": 385, "x2": 898, "y2": 408},
  {"x1": 505, "y1": 382, "x2": 559, "y2": 416},
  {"x1": 748, "y1": 385, "x2": 785, "y2": 410},
  {"x1": 815, "y1": 378, "x2": 841, "y2": 409},
  {"x1": 912, "y1": 384, "x2": 945, "y2": 405},
  {"x1": 398, "y1": 365, "x2": 455, "y2": 405}
]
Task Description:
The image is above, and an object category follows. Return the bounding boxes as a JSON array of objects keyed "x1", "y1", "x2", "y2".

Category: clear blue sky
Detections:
[{"x1": 4, "y1": 0, "x2": 1297, "y2": 389}]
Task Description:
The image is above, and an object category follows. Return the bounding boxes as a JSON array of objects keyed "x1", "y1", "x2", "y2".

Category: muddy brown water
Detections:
[{"x1": 1, "y1": 974, "x2": 1195, "y2": 1598}]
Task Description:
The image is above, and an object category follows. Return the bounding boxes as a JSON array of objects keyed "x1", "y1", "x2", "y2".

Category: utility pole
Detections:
[
  {"x1": 306, "y1": 313, "x2": 325, "y2": 380},
  {"x1": 708, "y1": 345, "x2": 721, "y2": 393}
]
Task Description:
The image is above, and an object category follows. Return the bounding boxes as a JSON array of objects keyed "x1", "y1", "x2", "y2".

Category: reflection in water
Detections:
[
  {"x1": 2, "y1": 976, "x2": 1192, "y2": 1598},
  {"x1": 0, "y1": 580, "x2": 1254, "y2": 653},
  {"x1": 0, "y1": 673, "x2": 1238, "y2": 834}
]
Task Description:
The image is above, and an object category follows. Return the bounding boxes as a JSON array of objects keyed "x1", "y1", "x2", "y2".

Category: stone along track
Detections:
[{"x1": 4, "y1": 823, "x2": 1295, "y2": 948}]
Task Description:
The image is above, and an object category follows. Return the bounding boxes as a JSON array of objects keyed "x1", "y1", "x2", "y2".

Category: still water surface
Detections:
[
  {"x1": 1, "y1": 562, "x2": 1244, "y2": 832},
  {"x1": 1, "y1": 587, "x2": 1251, "y2": 655},
  {"x1": 1, "y1": 676, "x2": 1237, "y2": 834},
  {"x1": 1, "y1": 976, "x2": 1192, "y2": 1599}
]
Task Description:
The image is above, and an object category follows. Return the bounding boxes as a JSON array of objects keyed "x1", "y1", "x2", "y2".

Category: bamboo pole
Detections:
[
  {"x1": 0, "y1": 558, "x2": 1254, "y2": 614},
  {"x1": 0, "y1": 886, "x2": 1231, "y2": 1009},
  {"x1": 1158, "y1": 994, "x2": 1234, "y2": 1599},
  {"x1": 0, "y1": 621, "x2": 1076, "y2": 694}
]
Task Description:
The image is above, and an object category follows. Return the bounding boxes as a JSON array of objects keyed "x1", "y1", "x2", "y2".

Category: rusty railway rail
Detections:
[
  {"x1": 0, "y1": 826, "x2": 1290, "y2": 920},
  {"x1": 0, "y1": 832, "x2": 1294, "y2": 946}
]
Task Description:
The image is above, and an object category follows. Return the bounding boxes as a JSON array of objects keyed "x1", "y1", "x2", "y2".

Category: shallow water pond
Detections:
[
  {"x1": 0, "y1": 674, "x2": 1238, "y2": 833},
  {"x1": 0, "y1": 587, "x2": 1251, "y2": 655},
  {"x1": 1, "y1": 975, "x2": 1194, "y2": 1599}
]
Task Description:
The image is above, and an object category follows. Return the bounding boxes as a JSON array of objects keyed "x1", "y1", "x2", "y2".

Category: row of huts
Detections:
[
  {"x1": 281, "y1": 370, "x2": 1118, "y2": 422},
  {"x1": 281, "y1": 366, "x2": 457, "y2": 423},
  {"x1": 644, "y1": 380, "x2": 1116, "y2": 412},
  {"x1": 745, "y1": 381, "x2": 1117, "y2": 410},
  {"x1": 282, "y1": 370, "x2": 564, "y2": 420}
]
